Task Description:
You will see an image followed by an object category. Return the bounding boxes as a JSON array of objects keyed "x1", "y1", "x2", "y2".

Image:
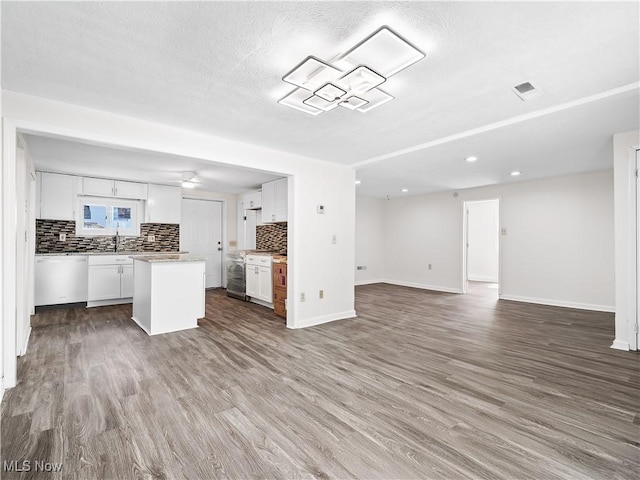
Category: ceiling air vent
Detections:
[{"x1": 512, "y1": 81, "x2": 543, "y2": 101}]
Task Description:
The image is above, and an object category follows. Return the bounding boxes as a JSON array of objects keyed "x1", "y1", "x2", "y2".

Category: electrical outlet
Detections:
[
  {"x1": 501, "y1": 228, "x2": 508, "y2": 235},
  {"x1": 428, "y1": 264, "x2": 432, "y2": 270},
  {"x1": 356, "y1": 265, "x2": 367, "y2": 271},
  {"x1": 59, "y1": 233, "x2": 66, "y2": 242},
  {"x1": 319, "y1": 290, "x2": 324, "y2": 299},
  {"x1": 300, "y1": 292, "x2": 306, "y2": 302},
  {"x1": 148, "y1": 235, "x2": 155, "y2": 243}
]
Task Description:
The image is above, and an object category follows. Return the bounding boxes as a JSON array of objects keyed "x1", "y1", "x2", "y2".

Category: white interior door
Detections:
[{"x1": 181, "y1": 199, "x2": 223, "y2": 289}]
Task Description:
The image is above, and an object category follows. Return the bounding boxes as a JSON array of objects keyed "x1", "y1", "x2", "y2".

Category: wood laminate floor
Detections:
[{"x1": 2, "y1": 283, "x2": 639, "y2": 479}]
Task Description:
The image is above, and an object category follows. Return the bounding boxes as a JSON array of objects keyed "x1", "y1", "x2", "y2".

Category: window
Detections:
[{"x1": 77, "y1": 197, "x2": 140, "y2": 236}]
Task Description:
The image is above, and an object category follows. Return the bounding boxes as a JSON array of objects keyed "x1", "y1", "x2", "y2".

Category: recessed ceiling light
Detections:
[
  {"x1": 355, "y1": 180, "x2": 361, "y2": 185},
  {"x1": 182, "y1": 181, "x2": 196, "y2": 189},
  {"x1": 465, "y1": 156, "x2": 478, "y2": 162},
  {"x1": 401, "y1": 188, "x2": 408, "y2": 192},
  {"x1": 510, "y1": 171, "x2": 521, "y2": 176}
]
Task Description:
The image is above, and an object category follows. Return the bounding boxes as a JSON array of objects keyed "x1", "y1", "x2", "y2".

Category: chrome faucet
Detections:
[{"x1": 114, "y1": 226, "x2": 120, "y2": 252}]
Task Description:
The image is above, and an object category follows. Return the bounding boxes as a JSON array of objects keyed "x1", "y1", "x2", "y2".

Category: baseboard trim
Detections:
[
  {"x1": 131, "y1": 316, "x2": 198, "y2": 336},
  {"x1": 611, "y1": 339, "x2": 630, "y2": 351},
  {"x1": 290, "y1": 309, "x2": 357, "y2": 329},
  {"x1": 355, "y1": 279, "x2": 385, "y2": 286},
  {"x1": 88, "y1": 298, "x2": 132, "y2": 308},
  {"x1": 20, "y1": 326, "x2": 32, "y2": 357},
  {"x1": 468, "y1": 276, "x2": 499, "y2": 283},
  {"x1": 382, "y1": 280, "x2": 463, "y2": 294},
  {"x1": 499, "y1": 294, "x2": 615, "y2": 313}
]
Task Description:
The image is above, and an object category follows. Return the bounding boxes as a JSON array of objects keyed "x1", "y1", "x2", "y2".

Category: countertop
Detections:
[
  {"x1": 131, "y1": 254, "x2": 205, "y2": 263},
  {"x1": 36, "y1": 251, "x2": 187, "y2": 256}
]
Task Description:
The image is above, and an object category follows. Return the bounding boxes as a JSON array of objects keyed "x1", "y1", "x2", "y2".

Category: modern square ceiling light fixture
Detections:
[{"x1": 278, "y1": 26, "x2": 425, "y2": 115}]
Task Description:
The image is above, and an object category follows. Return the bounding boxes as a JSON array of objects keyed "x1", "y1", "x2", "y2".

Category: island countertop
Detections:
[{"x1": 132, "y1": 254, "x2": 205, "y2": 263}]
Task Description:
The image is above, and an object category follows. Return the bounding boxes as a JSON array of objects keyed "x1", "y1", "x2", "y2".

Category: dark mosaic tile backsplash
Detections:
[
  {"x1": 36, "y1": 220, "x2": 180, "y2": 253},
  {"x1": 256, "y1": 223, "x2": 287, "y2": 253}
]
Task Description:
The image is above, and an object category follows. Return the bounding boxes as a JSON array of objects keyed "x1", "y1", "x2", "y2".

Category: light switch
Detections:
[
  {"x1": 317, "y1": 205, "x2": 325, "y2": 214},
  {"x1": 501, "y1": 228, "x2": 508, "y2": 235}
]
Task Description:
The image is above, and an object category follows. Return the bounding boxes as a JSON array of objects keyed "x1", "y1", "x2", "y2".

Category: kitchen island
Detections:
[{"x1": 131, "y1": 254, "x2": 206, "y2": 335}]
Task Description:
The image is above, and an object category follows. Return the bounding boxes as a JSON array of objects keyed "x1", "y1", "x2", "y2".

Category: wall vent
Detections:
[{"x1": 512, "y1": 81, "x2": 543, "y2": 101}]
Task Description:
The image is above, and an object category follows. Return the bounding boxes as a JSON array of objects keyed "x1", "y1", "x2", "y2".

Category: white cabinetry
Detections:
[
  {"x1": 261, "y1": 178, "x2": 288, "y2": 223},
  {"x1": 121, "y1": 264, "x2": 134, "y2": 297},
  {"x1": 82, "y1": 177, "x2": 148, "y2": 199},
  {"x1": 246, "y1": 255, "x2": 273, "y2": 304},
  {"x1": 38, "y1": 172, "x2": 80, "y2": 220},
  {"x1": 88, "y1": 255, "x2": 134, "y2": 306},
  {"x1": 147, "y1": 184, "x2": 182, "y2": 224},
  {"x1": 241, "y1": 190, "x2": 262, "y2": 210},
  {"x1": 115, "y1": 181, "x2": 148, "y2": 199}
]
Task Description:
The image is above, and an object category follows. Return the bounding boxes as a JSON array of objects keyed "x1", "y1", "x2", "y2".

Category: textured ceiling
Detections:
[
  {"x1": 23, "y1": 134, "x2": 280, "y2": 195},
  {"x1": 2, "y1": 1, "x2": 639, "y2": 198}
]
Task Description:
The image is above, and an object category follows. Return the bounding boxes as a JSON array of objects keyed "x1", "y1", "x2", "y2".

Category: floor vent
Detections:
[{"x1": 512, "y1": 81, "x2": 543, "y2": 101}]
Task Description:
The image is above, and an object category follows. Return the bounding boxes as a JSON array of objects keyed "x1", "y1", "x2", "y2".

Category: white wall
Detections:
[
  {"x1": 612, "y1": 130, "x2": 639, "y2": 350},
  {"x1": 354, "y1": 196, "x2": 385, "y2": 285},
  {"x1": 374, "y1": 170, "x2": 615, "y2": 310},
  {"x1": 0, "y1": 70, "x2": 4, "y2": 396},
  {"x1": 1, "y1": 91, "x2": 356, "y2": 387},
  {"x1": 382, "y1": 190, "x2": 463, "y2": 293},
  {"x1": 466, "y1": 199, "x2": 499, "y2": 283}
]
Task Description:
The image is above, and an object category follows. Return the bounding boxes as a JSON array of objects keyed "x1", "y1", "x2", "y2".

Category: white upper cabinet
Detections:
[
  {"x1": 82, "y1": 177, "x2": 113, "y2": 197},
  {"x1": 241, "y1": 190, "x2": 262, "y2": 210},
  {"x1": 115, "y1": 180, "x2": 148, "y2": 199},
  {"x1": 146, "y1": 184, "x2": 182, "y2": 224},
  {"x1": 38, "y1": 172, "x2": 80, "y2": 220},
  {"x1": 275, "y1": 178, "x2": 288, "y2": 221},
  {"x1": 261, "y1": 178, "x2": 288, "y2": 223},
  {"x1": 82, "y1": 177, "x2": 148, "y2": 199}
]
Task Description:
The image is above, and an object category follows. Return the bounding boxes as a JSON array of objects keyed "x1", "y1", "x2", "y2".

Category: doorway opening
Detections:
[{"x1": 463, "y1": 199, "x2": 500, "y2": 298}]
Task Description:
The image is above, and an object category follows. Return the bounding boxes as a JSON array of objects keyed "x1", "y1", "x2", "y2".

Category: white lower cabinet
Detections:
[
  {"x1": 88, "y1": 265, "x2": 122, "y2": 300},
  {"x1": 246, "y1": 255, "x2": 273, "y2": 304},
  {"x1": 88, "y1": 255, "x2": 134, "y2": 306},
  {"x1": 121, "y1": 265, "x2": 134, "y2": 298}
]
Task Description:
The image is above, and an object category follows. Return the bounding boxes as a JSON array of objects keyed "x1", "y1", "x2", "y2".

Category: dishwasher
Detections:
[{"x1": 35, "y1": 255, "x2": 88, "y2": 306}]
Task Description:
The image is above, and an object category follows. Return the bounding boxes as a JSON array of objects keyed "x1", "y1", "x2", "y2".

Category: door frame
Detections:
[
  {"x1": 181, "y1": 196, "x2": 226, "y2": 288},
  {"x1": 631, "y1": 149, "x2": 640, "y2": 350},
  {"x1": 461, "y1": 198, "x2": 502, "y2": 295}
]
